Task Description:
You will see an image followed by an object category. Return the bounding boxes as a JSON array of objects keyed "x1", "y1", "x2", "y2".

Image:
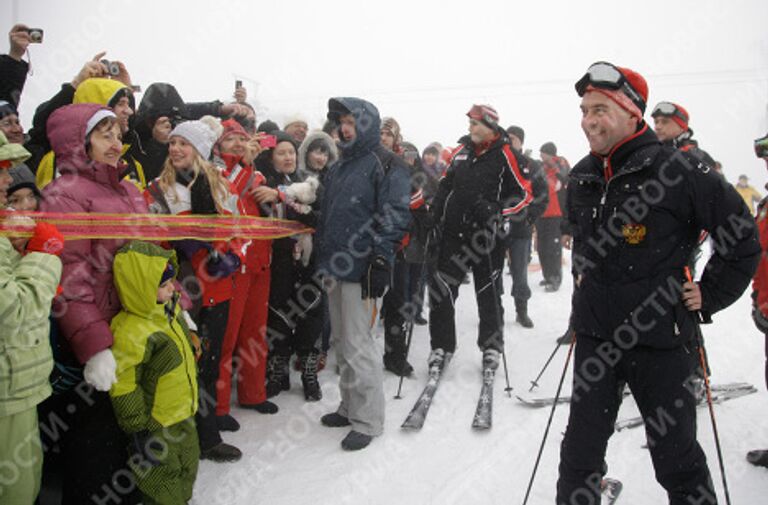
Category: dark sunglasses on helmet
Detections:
[
  {"x1": 651, "y1": 102, "x2": 688, "y2": 123},
  {"x1": 574, "y1": 61, "x2": 643, "y2": 108},
  {"x1": 755, "y1": 134, "x2": 768, "y2": 158}
]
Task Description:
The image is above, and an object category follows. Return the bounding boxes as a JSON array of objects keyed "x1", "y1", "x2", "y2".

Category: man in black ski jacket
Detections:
[
  {"x1": 557, "y1": 61, "x2": 759, "y2": 505},
  {"x1": 427, "y1": 104, "x2": 534, "y2": 373},
  {"x1": 503, "y1": 125, "x2": 548, "y2": 328}
]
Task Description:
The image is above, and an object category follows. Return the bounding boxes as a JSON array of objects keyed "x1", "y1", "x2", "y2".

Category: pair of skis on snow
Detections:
[
  {"x1": 401, "y1": 355, "x2": 498, "y2": 430},
  {"x1": 399, "y1": 358, "x2": 625, "y2": 503},
  {"x1": 516, "y1": 381, "x2": 757, "y2": 431}
]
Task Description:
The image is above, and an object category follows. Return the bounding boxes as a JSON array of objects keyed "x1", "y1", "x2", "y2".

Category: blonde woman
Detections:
[{"x1": 144, "y1": 116, "x2": 244, "y2": 463}]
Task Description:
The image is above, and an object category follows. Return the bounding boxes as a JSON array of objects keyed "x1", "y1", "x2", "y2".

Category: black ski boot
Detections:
[
  {"x1": 266, "y1": 354, "x2": 290, "y2": 398},
  {"x1": 514, "y1": 299, "x2": 534, "y2": 328},
  {"x1": 301, "y1": 351, "x2": 322, "y2": 401},
  {"x1": 384, "y1": 352, "x2": 414, "y2": 377},
  {"x1": 384, "y1": 320, "x2": 414, "y2": 376}
]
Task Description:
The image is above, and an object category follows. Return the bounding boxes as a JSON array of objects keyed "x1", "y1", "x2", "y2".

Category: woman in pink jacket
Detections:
[{"x1": 39, "y1": 103, "x2": 148, "y2": 505}]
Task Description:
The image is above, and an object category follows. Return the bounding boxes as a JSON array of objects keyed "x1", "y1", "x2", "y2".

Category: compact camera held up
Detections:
[
  {"x1": 26, "y1": 27, "x2": 44, "y2": 43},
  {"x1": 100, "y1": 59, "x2": 121, "y2": 76}
]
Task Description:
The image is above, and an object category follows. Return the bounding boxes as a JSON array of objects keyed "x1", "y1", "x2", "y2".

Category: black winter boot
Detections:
[
  {"x1": 301, "y1": 351, "x2": 322, "y2": 402},
  {"x1": 514, "y1": 299, "x2": 534, "y2": 328},
  {"x1": 266, "y1": 354, "x2": 290, "y2": 398},
  {"x1": 200, "y1": 442, "x2": 242, "y2": 463},
  {"x1": 384, "y1": 352, "x2": 414, "y2": 377}
]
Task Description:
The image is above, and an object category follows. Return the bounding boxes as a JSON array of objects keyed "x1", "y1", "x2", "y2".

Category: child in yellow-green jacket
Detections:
[{"x1": 110, "y1": 241, "x2": 199, "y2": 505}]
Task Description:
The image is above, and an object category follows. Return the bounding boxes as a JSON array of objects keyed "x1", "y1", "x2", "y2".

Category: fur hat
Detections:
[
  {"x1": 283, "y1": 114, "x2": 308, "y2": 129},
  {"x1": 170, "y1": 116, "x2": 223, "y2": 160}
]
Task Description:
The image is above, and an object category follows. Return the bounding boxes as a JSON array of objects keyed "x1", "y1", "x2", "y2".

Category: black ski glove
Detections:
[
  {"x1": 361, "y1": 255, "x2": 390, "y2": 299},
  {"x1": 129, "y1": 430, "x2": 163, "y2": 467}
]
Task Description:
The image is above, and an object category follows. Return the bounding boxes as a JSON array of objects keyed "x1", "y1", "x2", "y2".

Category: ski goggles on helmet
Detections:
[
  {"x1": 467, "y1": 104, "x2": 499, "y2": 128},
  {"x1": 755, "y1": 134, "x2": 768, "y2": 158},
  {"x1": 575, "y1": 61, "x2": 644, "y2": 111},
  {"x1": 651, "y1": 102, "x2": 688, "y2": 123}
]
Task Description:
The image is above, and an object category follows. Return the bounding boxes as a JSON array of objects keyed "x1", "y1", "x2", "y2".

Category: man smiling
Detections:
[{"x1": 558, "y1": 62, "x2": 759, "y2": 505}]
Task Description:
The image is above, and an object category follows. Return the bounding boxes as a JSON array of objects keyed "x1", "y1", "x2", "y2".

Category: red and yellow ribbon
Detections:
[{"x1": 0, "y1": 211, "x2": 312, "y2": 241}]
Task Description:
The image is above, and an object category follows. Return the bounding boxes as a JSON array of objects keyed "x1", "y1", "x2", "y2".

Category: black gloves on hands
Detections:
[{"x1": 361, "y1": 255, "x2": 390, "y2": 299}]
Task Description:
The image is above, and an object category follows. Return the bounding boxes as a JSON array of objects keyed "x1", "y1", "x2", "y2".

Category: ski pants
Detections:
[
  {"x1": 428, "y1": 231, "x2": 505, "y2": 354},
  {"x1": 535, "y1": 216, "x2": 563, "y2": 287},
  {"x1": 327, "y1": 280, "x2": 384, "y2": 437},
  {"x1": 196, "y1": 302, "x2": 228, "y2": 451},
  {"x1": 506, "y1": 235, "x2": 532, "y2": 302},
  {"x1": 557, "y1": 335, "x2": 716, "y2": 505},
  {"x1": 0, "y1": 407, "x2": 42, "y2": 505},
  {"x1": 267, "y1": 252, "x2": 324, "y2": 359},
  {"x1": 130, "y1": 418, "x2": 199, "y2": 505},
  {"x1": 217, "y1": 266, "x2": 270, "y2": 414},
  {"x1": 383, "y1": 251, "x2": 411, "y2": 357}
]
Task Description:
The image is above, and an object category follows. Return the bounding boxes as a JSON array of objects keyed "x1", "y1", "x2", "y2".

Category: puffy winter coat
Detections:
[
  {"x1": 0, "y1": 237, "x2": 62, "y2": 417},
  {"x1": 110, "y1": 241, "x2": 198, "y2": 432},
  {"x1": 41, "y1": 103, "x2": 149, "y2": 365},
  {"x1": 567, "y1": 124, "x2": 759, "y2": 348},
  {"x1": 316, "y1": 97, "x2": 411, "y2": 281},
  {"x1": 219, "y1": 152, "x2": 272, "y2": 271}
]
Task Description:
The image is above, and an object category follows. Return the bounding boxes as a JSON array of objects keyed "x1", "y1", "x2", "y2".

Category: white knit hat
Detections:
[{"x1": 170, "y1": 116, "x2": 223, "y2": 160}]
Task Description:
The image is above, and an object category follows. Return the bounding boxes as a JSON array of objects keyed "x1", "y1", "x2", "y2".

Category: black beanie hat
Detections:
[
  {"x1": 159, "y1": 261, "x2": 176, "y2": 285},
  {"x1": 257, "y1": 120, "x2": 280, "y2": 134},
  {"x1": 540, "y1": 142, "x2": 557, "y2": 156},
  {"x1": 0, "y1": 100, "x2": 17, "y2": 120},
  {"x1": 506, "y1": 125, "x2": 525, "y2": 144}
]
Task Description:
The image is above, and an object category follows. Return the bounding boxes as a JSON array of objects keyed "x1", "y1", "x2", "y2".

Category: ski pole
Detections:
[
  {"x1": 528, "y1": 339, "x2": 562, "y2": 392},
  {"x1": 522, "y1": 332, "x2": 575, "y2": 505},
  {"x1": 395, "y1": 233, "x2": 431, "y2": 399},
  {"x1": 484, "y1": 243, "x2": 513, "y2": 396},
  {"x1": 684, "y1": 267, "x2": 732, "y2": 505}
]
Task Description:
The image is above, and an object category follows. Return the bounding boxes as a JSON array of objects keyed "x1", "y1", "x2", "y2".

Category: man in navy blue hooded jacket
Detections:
[{"x1": 316, "y1": 97, "x2": 410, "y2": 450}]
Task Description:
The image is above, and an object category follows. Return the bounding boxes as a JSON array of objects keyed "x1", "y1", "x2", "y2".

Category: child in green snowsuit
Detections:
[{"x1": 110, "y1": 241, "x2": 199, "y2": 505}]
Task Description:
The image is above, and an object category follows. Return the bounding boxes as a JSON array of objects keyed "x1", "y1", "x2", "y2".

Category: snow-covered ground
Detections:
[{"x1": 193, "y1": 254, "x2": 768, "y2": 505}]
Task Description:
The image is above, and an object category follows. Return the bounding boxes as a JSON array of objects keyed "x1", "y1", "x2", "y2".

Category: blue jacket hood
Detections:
[{"x1": 327, "y1": 97, "x2": 381, "y2": 159}]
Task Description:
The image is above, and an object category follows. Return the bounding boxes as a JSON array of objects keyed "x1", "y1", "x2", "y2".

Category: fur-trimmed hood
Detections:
[{"x1": 297, "y1": 130, "x2": 338, "y2": 174}]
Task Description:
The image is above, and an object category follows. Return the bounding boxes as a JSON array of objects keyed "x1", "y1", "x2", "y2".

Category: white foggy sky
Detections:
[{"x1": 4, "y1": 0, "x2": 768, "y2": 182}]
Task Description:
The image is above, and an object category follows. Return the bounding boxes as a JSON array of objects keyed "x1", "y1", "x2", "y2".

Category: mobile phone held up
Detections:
[
  {"x1": 26, "y1": 28, "x2": 44, "y2": 43},
  {"x1": 235, "y1": 80, "x2": 243, "y2": 90},
  {"x1": 259, "y1": 135, "x2": 277, "y2": 149}
]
